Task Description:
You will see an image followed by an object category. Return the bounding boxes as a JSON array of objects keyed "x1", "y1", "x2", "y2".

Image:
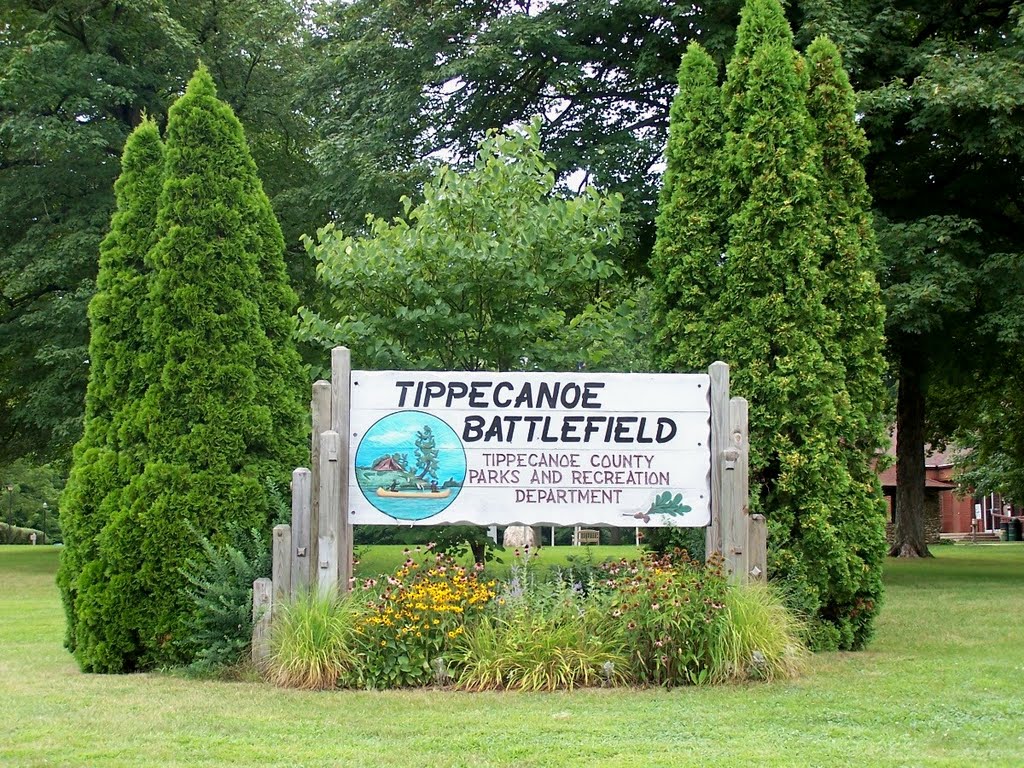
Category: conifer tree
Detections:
[
  {"x1": 650, "y1": 43, "x2": 725, "y2": 373},
  {"x1": 806, "y1": 36, "x2": 889, "y2": 644},
  {"x1": 57, "y1": 118, "x2": 165, "y2": 668},
  {"x1": 92, "y1": 65, "x2": 307, "y2": 671},
  {"x1": 654, "y1": 0, "x2": 887, "y2": 649}
]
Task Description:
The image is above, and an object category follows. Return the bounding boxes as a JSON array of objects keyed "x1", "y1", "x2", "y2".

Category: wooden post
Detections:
[
  {"x1": 331, "y1": 347, "x2": 353, "y2": 592},
  {"x1": 318, "y1": 429, "x2": 341, "y2": 595},
  {"x1": 290, "y1": 467, "x2": 312, "y2": 596},
  {"x1": 723, "y1": 396, "x2": 749, "y2": 582},
  {"x1": 272, "y1": 524, "x2": 292, "y2": 613},
  {"x1": 707, "y1": 361, "x2": 729, "y2": 561},
  {"x1": 251, "y1": 577, "x2": 273, "y2": 667},
  {"x1": 310, "y1": 380, "x2": 331, "y2": 585},
  {"x1": 747, "y1": 514, "x2": 767, "y2": 583}
]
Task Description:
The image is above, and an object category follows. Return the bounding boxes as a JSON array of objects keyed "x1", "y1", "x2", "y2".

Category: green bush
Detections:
[
  {"x1": 81, "y1": 66, "x2": 307, "y2": 672},
  {"x1": 268, "y1": 591, "x2": 361, "y2": 690},
  {"x1": 649, "y1": 0, "x2": 888, "y2": 651},
  {"x1": 454, "y1": 561, "x2": 628, "y2": 691},
  {"x1": 260, "y1": 553, "x2": 806, "y2": 691},
  {"x1": 179, "y1": 524, "x2": 272, "y2": 674},
  {"x1": 605, "y1": 552, "x2": 733, "y2": 686},
  {"x1": 0, "y1": 522, "x2": 47, "y2": 545}
]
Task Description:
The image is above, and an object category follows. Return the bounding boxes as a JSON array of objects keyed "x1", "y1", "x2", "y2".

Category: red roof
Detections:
[{"x1": 877, "y1": 464, "x2": 957, "y2": 490}]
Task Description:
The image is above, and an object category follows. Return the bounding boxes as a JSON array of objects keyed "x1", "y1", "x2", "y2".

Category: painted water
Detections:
[{"x1": 354, "y1": 411, "x2": 466, "y2": 521}]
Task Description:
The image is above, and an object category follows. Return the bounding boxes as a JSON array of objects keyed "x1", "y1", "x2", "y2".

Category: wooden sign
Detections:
[{"x1": 348, "y1": 371, "x2": 711, "y2": 527}]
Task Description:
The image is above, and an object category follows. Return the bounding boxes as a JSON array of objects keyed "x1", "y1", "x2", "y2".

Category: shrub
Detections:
[
  {"x1": 350, "y1": 547, "x2": 495, "y2": 688},
  {"x1": 179, "y1": 524, "x2": 271, "y2": 674},
  {"x1": 0, "y1": 522, "x2": 47, "y2": 545},
  {"x1": 90, "y1": 65, "x2": 307, "y2": 671},
  {"x1": 455, "y1": 559, "x2": 628, "y2": 691},
  {"x1": 268, "y1": 591, "x2": 361, "y2": 690},
  {"x1": 604, "y1": 552, "x2": 732, "y2": 686}
]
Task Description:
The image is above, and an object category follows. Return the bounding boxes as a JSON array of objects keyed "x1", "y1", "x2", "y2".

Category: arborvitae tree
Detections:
[
  {"x1": 805, "y1": 36, "x2": 889, "y2": 642},
  {"x1": 650, "y1": 43, "x2": 725, "y2": 372},
  {"x1": 57, "y1": 118, "x2": 165, "y2": 669},
  {"x1": 654, "y1": 0, "x2": 886, "y2": 649},
  {"x1": 92, "y1": 65, "x2": 307, "y2": 671}
]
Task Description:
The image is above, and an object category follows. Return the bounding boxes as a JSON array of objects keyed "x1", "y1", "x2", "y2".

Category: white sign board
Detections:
[{"x1": 348, "y1": 371, "x2": 711, "y2": 527}]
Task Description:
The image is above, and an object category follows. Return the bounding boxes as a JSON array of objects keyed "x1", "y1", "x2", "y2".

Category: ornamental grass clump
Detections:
[
  {"x1": 714, "y1": 581, "x2": 808, "y2": 682},
  {"x1": 268, "y1": 591, "x2": 361, "y2": 690},
  {"x1": 352, "y1": 545, "x2": 495, "y2": 688},
  {"x1": 454, "y1": 554, "x2": 629, "y2": 691},
  {"x1": 604, "y1": 551, "x2": 733, "y2": 686}
]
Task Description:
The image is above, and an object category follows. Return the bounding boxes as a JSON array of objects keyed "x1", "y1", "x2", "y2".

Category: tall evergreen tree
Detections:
[
  {"x1": 654, "y1": 0, "x2": 887, "y2": 648},
  {"x1": 57, "y1": 119, "x2": 165, "y2": 668},
  {"x1": 84, "y1": 66, "x2": 307, "y2": 672},
  {"x1": 805, "y1": 35, "x2": 889, "y2": 640},
  {"x1": 650, "y1": 43, "x2": 725, "y2": 373}
]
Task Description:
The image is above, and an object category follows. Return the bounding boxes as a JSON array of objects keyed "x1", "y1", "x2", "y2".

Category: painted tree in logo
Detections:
[{"x1": 415, "y1": 425, "x2": 439, "y2": 480}]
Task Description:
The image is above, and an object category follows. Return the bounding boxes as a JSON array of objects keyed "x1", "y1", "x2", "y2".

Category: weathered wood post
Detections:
[
  {"x1": 317, "y1": 429, "x2": 341, "y2": 595},
  {"x1": 290, "y1": 467, "x2": 312, "y2": 596},
  {"x1": 310, "y1": 380, "x2": 331, "y2": 586},
  {"x1": 251, "y1": 577, "x2": 273, "y2": 666},
  {"x1": 707, "y1": 362, "x2": 729, "y2": 561},
  {"x1": 331, "y1": 347, "x2": 353, "y2": 592},
  {"x1": 722, "y1": 396, "x2": 750, "y2": 581},
  {"x1": 272, "y1": 524, "x2": 292, "y2": 614},
  {"x1": 747, "y1": 514, "x2": 767, "y2": 583}
]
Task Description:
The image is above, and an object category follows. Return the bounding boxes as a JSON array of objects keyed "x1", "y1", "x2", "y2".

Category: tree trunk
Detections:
[
  {"x1": 469, "y1": 539, "x2": 486, "y2": 566},
  {"x1": 890, "y1": 355, "x2": 933, "y2": 557}
]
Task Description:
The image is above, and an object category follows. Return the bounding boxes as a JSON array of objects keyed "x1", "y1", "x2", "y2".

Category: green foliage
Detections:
[
  {"x1": 300, "y1": 119, "x2": 623, "y2": 372},
  {"x1": 650, "y1": 42, "x2": 726, "y2": 372},
  {"x1": 302, "y1": 0, "x2": 732, "y2": 272},
  {"x1": 652, "y1": 0, "x2": 887, "y2": 649},
  {"x1": 713, "y1": 582, "x2": 808, "y2": 681},
  {"x1": 453, "y1": 573, "x2": 628, "y2": 691},
  {"x1": 0, "y1": 0, "x2": 322, "y2": 468},
  {"x1": 268, "y1": 591, "x2": 361, "y2": 690},
  {"x1": 804, "y1": 34, "x2": 888, "y2": 644},
  {"x1": 605, "y1": 553, "x2": 732, "y2": 686},
  {"x1": 0, "y1": 460, "x2": 63, "y2": 542},
  {"x1": 70, "y1": 67, "x2": 308, "y2": 673},
  {"x1": 349, "y1": 550, "x2": 495, "y2": 689},
  {"x1": 256, "y1": 549, "x2": 807, "y2": 692},
  {"x1": 0, "y1": 521, "x2": 47, "y2": 545},
  {"x1": 57, "y1": 118, "x2": 165, "y2": 670},
  {"x1": 179, "y1": 524, "x2": 272, "y2": 674}
]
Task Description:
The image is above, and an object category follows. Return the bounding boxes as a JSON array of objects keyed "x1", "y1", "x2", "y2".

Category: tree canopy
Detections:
[{"x1": 300, "y1": 120, "x2": 623, "y2": 372}]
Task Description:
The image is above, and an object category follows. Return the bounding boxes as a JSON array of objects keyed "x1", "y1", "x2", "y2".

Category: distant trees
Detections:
[
  {"x1": 0, "y1": 0, "x2": 320, "y2": 468},
  {"x1": 651, "y1": 0, "x2": 888, "y2": 650}
]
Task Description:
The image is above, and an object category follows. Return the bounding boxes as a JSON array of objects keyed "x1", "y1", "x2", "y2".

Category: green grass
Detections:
[
  {"x1": 353, "y1": 543, "x2": 639, "y2": 581},
  {"x1": 2, "y1": 544, "x2": 1023, "y2": 766}
]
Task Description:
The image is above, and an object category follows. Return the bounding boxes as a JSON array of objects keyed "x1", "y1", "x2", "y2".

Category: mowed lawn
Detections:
[{"x1": 1, "y1": 545, "x2": 1022, "y2": 767}]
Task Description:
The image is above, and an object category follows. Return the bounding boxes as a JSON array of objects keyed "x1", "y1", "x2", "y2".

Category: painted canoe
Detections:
[{"x1": 375, "y1": 487, "x2": 452, "y2": 499}]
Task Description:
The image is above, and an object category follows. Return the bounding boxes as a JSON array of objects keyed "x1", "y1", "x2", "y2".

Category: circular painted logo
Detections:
[{"x1": 354, "y1": 411, "x2": 466, "y2": 521}]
